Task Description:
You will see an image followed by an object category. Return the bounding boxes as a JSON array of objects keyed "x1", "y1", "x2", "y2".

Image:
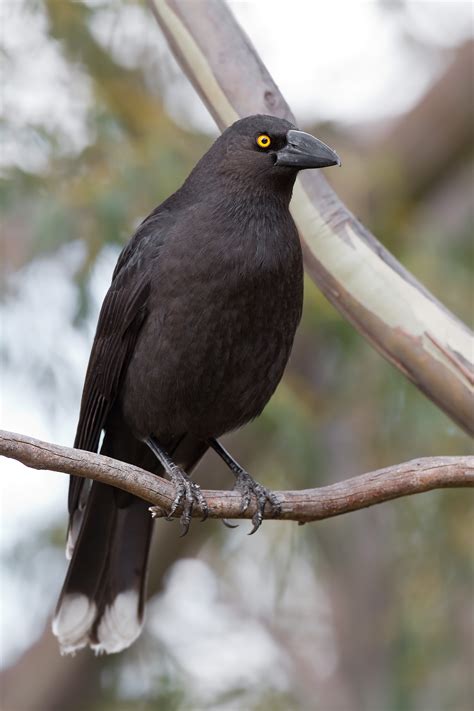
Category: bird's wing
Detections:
[{"x1": 68, "y1": 255, "x2": 150, "y2": 518}]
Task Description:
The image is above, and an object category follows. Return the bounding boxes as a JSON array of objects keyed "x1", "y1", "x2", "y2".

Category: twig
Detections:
[{"x1": 1, "y1": 429, "x2": 472, "y2": 523}]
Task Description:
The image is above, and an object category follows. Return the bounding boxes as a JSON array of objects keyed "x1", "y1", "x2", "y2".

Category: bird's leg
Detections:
[
  {"x1": 145, "y1": 436, "x2": 208, "y2": 535},
  {"x1": 207, "y1": 438, "x2": 281, "y2": 534}
]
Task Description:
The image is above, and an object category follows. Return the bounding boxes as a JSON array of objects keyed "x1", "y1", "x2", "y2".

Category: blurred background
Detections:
[{"x1": 1, "y1": 1, "x2": 473, "y2": 709}]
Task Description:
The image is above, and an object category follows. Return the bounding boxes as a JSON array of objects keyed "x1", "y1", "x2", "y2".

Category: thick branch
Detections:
[
  {"x1": 1, "y1": 430, "x2": 472, "y2": 523},
  {"x1": 147, "y1": 0, "x2": 473, "y2": 435}
]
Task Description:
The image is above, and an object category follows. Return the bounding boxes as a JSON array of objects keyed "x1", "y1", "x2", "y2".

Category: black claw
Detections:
[
  {"x1": 241, "y1": 494, "x2": 251, "y2": 513},
  {"x1": 229, "y1": 469, "x2": 280, "y2": 534},
  {"x1": 192, "y1": 483, "x2": 208, "y2": 522},
  {"x1": 222, "y1": 518, "x2": 239, "y2": 529},
  {"x1": 166, "y1": 509, "x2": 176, "y2": 522},
  {"x1": 163, "y1": 465, "x2": 209, "y2": 533},
  {"x1": 208, "y1": 439, "x2": 280, "y2": 533},
  {"x1": 195, "y1": 491, "x2": 209, "y2": 522},
  {"x1": 146, "y1": 439, "x2": 209, "y2": 530},
  {"x1": 180, "y1": 523, "x2": 190, "y2": 536},
  {"x1": 248, "y1": 515, "x2": 262, "y2": 535},
  {"x1": 166, "y1": 496, "x2": 180, "y2": 521},
  {"x1": 180, "y1": 493, "x2": 192, "y2": 533},
  {"x1": 268, "y1": 492, "x2": 282, "y2": 516}
]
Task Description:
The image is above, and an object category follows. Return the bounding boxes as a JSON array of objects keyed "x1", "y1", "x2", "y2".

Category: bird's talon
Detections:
[
  {"x1": 164, "y1": 465, "x2": 208, "y2": 532},
  {"x1": 222, "y1": 518, "x2": 239, "y2": 529},
  {"x1": 230, "y1": 469, "x2": 279, "y2": 533},
  {"x1": 241, "y1": 494, "x2": 251, "y2": 513},
  {"x1": 248, "y1": 512, "x2": 263, "y2": 535},
  {"x1": 267, "y1": 491, "x2": 281, "y2": 515},
  {"x1": 166, "y1": 495, "x2": 181, "y2": 520},
  {"x1": 179, "y1": 518, "x2": 191, "y2": 536}
]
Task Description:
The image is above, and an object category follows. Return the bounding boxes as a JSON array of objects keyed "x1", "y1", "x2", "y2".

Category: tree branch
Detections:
[
  {"x1": 1, "y1": 429, "x2": 472, "y2": 523},
  {"x1": 147, "y1": 0, "x2": 474, "y2": 436}
]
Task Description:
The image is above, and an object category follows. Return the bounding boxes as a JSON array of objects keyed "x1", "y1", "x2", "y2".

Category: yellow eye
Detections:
[{"x1": 256, "y1": 134, "x2": 271, "y2": 149}]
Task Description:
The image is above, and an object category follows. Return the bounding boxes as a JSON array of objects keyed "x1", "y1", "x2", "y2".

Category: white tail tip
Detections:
[
  {"x1": 91, "y1": 591, "x2": 142, "y2": 655},
  {"x1": 52, "y1": 594, "x2": 97, "y2": 655}
]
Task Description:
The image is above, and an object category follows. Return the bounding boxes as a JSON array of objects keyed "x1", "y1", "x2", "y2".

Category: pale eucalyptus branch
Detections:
[
  {"x1": 147, "y1": 0, "x2": 474, "y2": 436},
  {"x1": 1, "y1": 429, "x2": 472, "y2": 523}
]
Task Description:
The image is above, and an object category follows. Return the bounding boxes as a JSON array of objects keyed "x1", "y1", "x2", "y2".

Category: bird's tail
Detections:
[
  {"x1": 53, "y1": 481, "x2": 152, "y2": 655},
  {"x1": 52, "y1": 430, "x2": 207, "y2": 655},
  {"x1": 52, "y1": 426, "x2": 157, "y2": 655}
]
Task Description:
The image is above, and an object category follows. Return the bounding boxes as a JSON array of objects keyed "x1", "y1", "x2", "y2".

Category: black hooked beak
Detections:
[{"x1": 275, "y1": 130, "x2": 341, "y2": 169}]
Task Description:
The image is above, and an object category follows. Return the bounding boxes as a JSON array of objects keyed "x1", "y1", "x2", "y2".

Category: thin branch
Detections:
[
  {"x1": 147, "y1": 0, "x2": 474, "y2": 436},
  {"x1": 1, "y1": 429, "x2": 472, "y2": 523}
]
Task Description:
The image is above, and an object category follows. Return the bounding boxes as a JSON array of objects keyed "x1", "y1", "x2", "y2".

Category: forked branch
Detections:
[{"x1": 1, "y1": 429, "x2": 472, "y2": 523}]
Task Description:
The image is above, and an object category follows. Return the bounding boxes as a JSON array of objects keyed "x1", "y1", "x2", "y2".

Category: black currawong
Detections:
[{"x1": 53, "y1": 115, "x2": 340, "y2": 655}]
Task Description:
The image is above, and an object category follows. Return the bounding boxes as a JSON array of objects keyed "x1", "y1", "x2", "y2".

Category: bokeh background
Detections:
[{"x1": 1, "y1": 1, "x2": 473, "y2": 709}]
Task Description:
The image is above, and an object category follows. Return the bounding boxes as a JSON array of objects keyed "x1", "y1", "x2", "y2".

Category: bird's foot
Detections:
[
  {"x1": 150, "y1": 465, "x2": 208, "y2": 536},
  {"x1": 233, "y1": 470, "x2": 281, "y2": 535}
]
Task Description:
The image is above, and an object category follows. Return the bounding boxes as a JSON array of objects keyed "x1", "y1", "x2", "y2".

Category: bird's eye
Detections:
[{"x1": 256, "y1": 134, "x2": 272, "y2": 149}]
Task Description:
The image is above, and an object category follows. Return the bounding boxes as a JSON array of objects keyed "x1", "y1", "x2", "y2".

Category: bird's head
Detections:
[{"x1": 208, "y1": 114, "x2": 340, "y2": 191}]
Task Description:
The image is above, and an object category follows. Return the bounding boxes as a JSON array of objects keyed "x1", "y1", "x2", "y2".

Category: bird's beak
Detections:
[{"x1": 275, "y1": 130, "x2": 341, "y2": 169}]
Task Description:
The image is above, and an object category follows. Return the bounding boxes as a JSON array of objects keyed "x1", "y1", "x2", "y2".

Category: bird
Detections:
[{"x1": 52, "y1": 114, "x2": 340, "y2": 655}]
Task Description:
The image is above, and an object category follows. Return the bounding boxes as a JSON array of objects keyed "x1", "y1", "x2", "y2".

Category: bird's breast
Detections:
[{"x1": 122, "y1": 215, "x2": 303, "y2": 439}]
